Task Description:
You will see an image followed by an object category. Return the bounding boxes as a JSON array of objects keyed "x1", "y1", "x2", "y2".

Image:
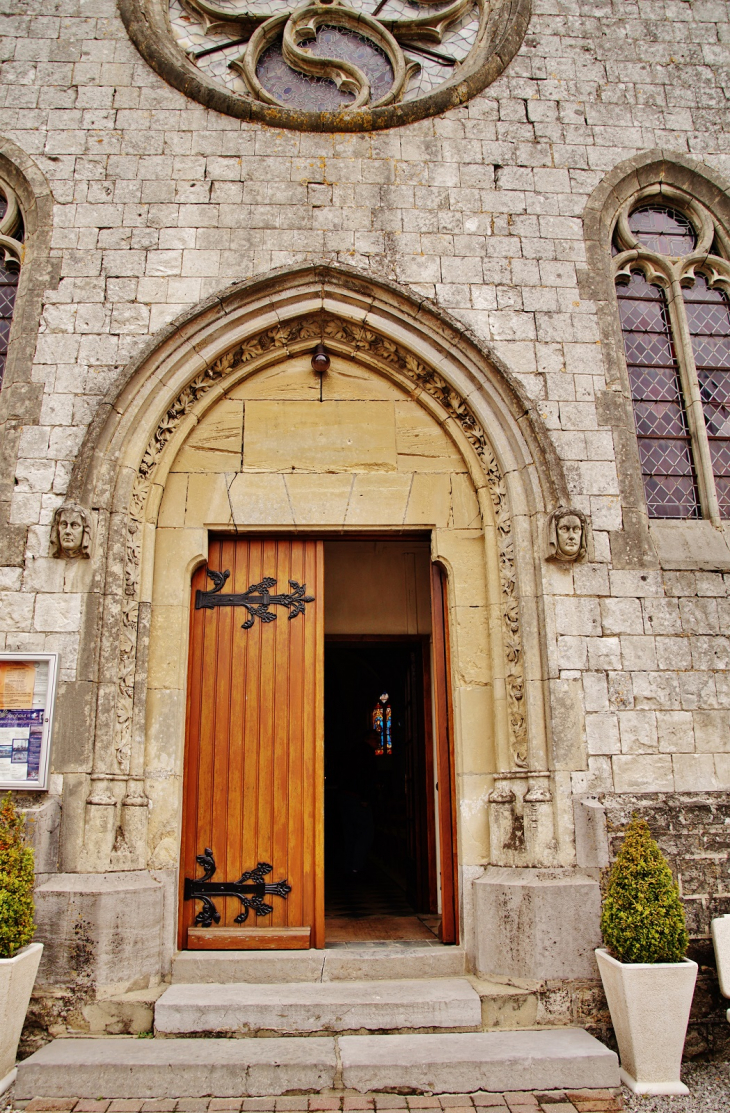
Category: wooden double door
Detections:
[{"x1": 179, "y1": 535, "x2": 457, "y2": 950}]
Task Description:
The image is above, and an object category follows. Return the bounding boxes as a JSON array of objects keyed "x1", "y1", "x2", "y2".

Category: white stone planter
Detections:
[
  {"x1": 0, "y1": 942, "x2": 43, "y2": 1096},
  {"x1": 595, "y1": 947, "x2": 697, "y2": 1096},
  {"x1": 710, "y1": 914, "x2": 730, "y2": 1021}
]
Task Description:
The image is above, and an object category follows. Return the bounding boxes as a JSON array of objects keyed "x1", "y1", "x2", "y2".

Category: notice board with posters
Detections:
[{"x1": 0, "y1": 653, "x2": 58, "y2": 791}]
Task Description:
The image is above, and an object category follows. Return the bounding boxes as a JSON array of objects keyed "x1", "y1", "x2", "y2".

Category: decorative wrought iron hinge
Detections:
[
  {"x1": 184, "y1": 848, "x2": 292, "y2": 928},
  {"x1": 195, "y1": 568, "x2": 315, "y2": 629}
]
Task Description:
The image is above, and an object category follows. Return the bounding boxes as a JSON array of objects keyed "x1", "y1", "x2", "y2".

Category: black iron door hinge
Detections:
[
  {"x1": 184, "y1": 848, "x2": 292, "y2": 928},
  {"x1": 195, "y1": 568, "x2": 315, "y2": 629}
]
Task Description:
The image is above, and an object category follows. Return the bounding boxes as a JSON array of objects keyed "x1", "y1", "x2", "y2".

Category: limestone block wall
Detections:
[
  {"x1": 0, "y1": 0, "x2": 725, "y2": 765},
  {"x1": 549, "y1": 565, "x2": 730, "y2": 797},
  {"x1": 0, "y1": 0, "x2": 727, "y2": 1019}
]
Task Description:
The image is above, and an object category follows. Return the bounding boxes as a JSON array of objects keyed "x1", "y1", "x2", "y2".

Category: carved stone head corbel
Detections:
[
  {"x1": 547, "y1": 506, "x2": 587, "y2": 563},
  {"x1": 50, "y1": 501, "x2": 92, "y2": 560}
]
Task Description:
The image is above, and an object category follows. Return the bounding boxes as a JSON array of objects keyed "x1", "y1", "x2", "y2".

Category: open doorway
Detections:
[
  {"x1": 324, "y1": 640, "x2": 439, "y2": 941},
  {"x1": 323, "y1": 538, "x2": 455, "y2": 944},
  {"x1": 179, "y1": 534, "x2": 457, "y2": 951}
]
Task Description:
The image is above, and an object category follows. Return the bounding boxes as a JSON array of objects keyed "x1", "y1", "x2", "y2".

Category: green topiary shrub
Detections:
[
  {"x1": 0, "y1": 792, "x2": 35, "y2": 959},
  {"x1": 601, "y1": 816, "x2": 688, "y2": 964}
]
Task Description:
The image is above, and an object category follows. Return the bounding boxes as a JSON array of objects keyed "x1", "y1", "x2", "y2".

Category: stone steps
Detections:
[
  {"x1": 154, "y1": 977, "x2": 482, "y2": 1035},
  {"x1": 171, "y1": 946, "x2": 467, "y2": 984},
  {"x1": 75, "y1": 954, "x2": 571, "y2": 1038},
  {"x1": 15, "y1": 1030, "x2": 619, "y2": 1099}
]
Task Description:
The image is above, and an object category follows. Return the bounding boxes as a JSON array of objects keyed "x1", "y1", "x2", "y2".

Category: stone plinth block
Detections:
[
  {"x1": 23, "y1": 797, "x2": 61, "y2": 874},
  {"x1": 34, "y1": 871, "x2": 164, "y2": 995},
  {"x1": 473, "y1": 866, "x2": 601, "y2": 980},
  {"x1": 573, "y1": 796, "x2": 609, "y2": 869}
]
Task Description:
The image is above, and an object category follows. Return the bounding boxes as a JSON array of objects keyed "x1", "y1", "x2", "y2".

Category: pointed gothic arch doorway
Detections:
[
  {"x1": 139, "y1": 330, "x2": 523, "y2": 957},
  {"x1": 178, "y1": 533, "x2": 458, "y2": 950}
]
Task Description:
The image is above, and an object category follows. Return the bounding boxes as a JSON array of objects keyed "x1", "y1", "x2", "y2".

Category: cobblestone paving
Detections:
[
  {"x1": 8, "y1": 1062, "x2": 730, "y2": 1113},
  {"x1": 7, "y1": 1064, "x2": 730, "y2": 1112},
  {"x1": 3, "y1": 1088, "x2": 623, "y2": 1113}
]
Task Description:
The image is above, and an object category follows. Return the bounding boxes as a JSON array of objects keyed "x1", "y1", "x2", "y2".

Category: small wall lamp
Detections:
[{"x1": 311, "y1": 342, "x2": 330, "y2": 375}]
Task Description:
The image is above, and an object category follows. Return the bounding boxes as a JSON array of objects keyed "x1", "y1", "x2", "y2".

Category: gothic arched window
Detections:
[
  {"x1": 613, "y1": 195, "x2": 730, "y2": 522},
  {"x1": 0, "y1": 178, "x2": 24, "y2": 391}
]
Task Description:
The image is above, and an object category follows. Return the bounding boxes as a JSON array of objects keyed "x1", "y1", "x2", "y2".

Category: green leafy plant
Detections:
[
  {"x1": 601, "y1": 816, "x2": 688, "y2": 964},
  {"x1": 0, "y1": 792, "x2": 35, "y2": 958}
]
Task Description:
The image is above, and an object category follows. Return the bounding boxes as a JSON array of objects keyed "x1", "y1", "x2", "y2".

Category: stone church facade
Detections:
[{"x1": 1, "y1": 0, "x2": 730, "y2": 1059}]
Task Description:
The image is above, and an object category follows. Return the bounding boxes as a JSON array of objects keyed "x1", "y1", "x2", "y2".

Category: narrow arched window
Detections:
[
  {"x1": 616, "y1": 270, "x2": 699, "y2": 518},
  {"x1": 0, "y1": 178, "x2": 24, "y2": 391},
  {"x1": 613, "y1": 196, "x2": 730, "y2": 523},
  {"x1": 684, "y1": 276, "x2": 730, "y2": 517}
]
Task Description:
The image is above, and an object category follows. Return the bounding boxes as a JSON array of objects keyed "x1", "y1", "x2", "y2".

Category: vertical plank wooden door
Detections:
[
  {"x1": 431, "y1": 562, "x2": 459, "y2": 944},
  {"x1": 179, "y1": 536, "x2": 324, "y2": 950}
]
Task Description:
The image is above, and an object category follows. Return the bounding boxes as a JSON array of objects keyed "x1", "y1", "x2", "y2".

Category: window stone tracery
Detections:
[
  {"x1": 613, "y1": 187, "x2": 730, "y2": 525},
  {"x1": 121, "y1": 0, "x2": 529, "y2": 131}
]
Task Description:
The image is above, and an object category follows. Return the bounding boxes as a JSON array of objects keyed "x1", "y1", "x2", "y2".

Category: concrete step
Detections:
[
  {"x1": 154, "y1": 977, "x2": 482, "y2": 1035},
  {"x1": 15, "y1": 1030, "x2": 619, "y2": 1098},
  {"x1": 171, "y1": 945, "x2": 466, "y2": 984}
]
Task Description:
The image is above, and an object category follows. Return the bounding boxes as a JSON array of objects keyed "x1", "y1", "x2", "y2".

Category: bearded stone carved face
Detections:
[
  {"x1": 50, "y1": 502, "x2": 91, "y2": 560},
  {"x1": 547, "y1": 507, "x2": 587, "y2": 563}
]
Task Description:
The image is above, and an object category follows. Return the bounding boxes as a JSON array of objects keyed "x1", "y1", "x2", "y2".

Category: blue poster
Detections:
[{"x1": 0, "y1": 708, "x2": 43, "y2": 783}]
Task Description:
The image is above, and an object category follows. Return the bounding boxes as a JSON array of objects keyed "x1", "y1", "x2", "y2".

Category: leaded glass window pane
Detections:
[
  {"x1": 685, "y1": 275, "x2": 730, "y2": 518},
  {"x1": 628, "y1": 205, "x2": 697, "y2": 257},
  {"x1": 0, "y1": 194, "x2": 22, "y2": 392},
  {"x1": 617, "y1": 271, "x2": 700, "y2": 518},
  {"x1": 0, "y1": 257, "x2": 19, "y2": 391}
]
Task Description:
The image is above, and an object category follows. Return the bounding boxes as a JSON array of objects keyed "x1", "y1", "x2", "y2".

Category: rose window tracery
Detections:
[
  {"x1": 170, "y1": 0, "x2": 479, "y2": 111},
  {"x1": 121, "y1": 0, "x2": 528, "y2": 130}
]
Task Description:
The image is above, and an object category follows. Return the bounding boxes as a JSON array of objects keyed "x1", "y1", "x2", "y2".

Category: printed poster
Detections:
[
  {"x1": 0, "y1": 661, "x2": 35, "y2": 710},
  {"x1": 0, "y1": 659, "x2": 51, "y2": 786}
]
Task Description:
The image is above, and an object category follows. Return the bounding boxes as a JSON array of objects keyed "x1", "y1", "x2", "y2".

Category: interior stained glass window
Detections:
[
  {"x1": 628, "y1": 206, "x2": 697, "y2": 257},
  {"x1": 685, "y1": 276, "x2": 730, "y2": 518},
  {"x1": 372, "y1": 692, "x2": 392, "y2": 756},
  {"x1": 616, "y1": 271, "x2": 700, "y2": 518}
]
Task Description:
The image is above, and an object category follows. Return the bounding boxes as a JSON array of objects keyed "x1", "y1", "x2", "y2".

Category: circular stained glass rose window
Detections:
[{"x1": 120, "y1": 0, "x2": 530, "y2": 131}]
